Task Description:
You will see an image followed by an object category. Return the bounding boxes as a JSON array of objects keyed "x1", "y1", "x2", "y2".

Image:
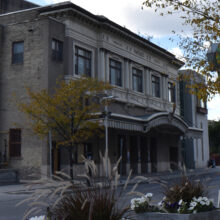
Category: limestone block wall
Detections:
[{"x1": 61, "y1": 15, "x2": 181, "y2": 115}]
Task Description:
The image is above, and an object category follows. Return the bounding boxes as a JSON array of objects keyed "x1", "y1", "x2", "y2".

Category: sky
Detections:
[{"x1": 28, "y1": 0, "x2": 220, "y2": 121}]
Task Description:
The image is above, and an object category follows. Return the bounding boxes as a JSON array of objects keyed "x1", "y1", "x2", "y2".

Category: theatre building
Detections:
[{"x1": 0, "y1": 1, "x2": 209, "y2": 178}]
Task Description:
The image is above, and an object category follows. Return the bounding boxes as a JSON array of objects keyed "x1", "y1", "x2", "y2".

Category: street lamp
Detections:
[{"x1": 100, "y1": 95, "x2": 117, "y2": 177}]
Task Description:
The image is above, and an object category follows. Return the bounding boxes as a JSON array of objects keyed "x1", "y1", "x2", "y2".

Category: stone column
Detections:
[
  {"x1": 124, "y1": 59, "x2": 129, "y2": 89},
  {"x1": 105, "y1": 51, "x2": 109, "y2": 83},
  {"x1": 128, "y1": 61, "x2": 132, "y2": 90},
  {"x1": 126, "y1": 135, "x2": 130, "y2": 175},
  {"x1": 178, "y1": 136, "x2": 182, "y2": 168},
  {"x1": 146, "y1": 68, "x2": 151, "y2": 95},
  {"x1": 137, "y1": 135, "x2": 141, "y2": 174},
  {"x1": 164, "y1": 76, "x2": 168, "y2": 101},
  {"x1": 161, "y1": 75, "x2": 168, "y2": 100},
  {"x1": 99, "y1": 49, "x2": 105, "y2": 81},
  {"x1": 147, "y1": 138, "x2": 151, "y2": 173}
]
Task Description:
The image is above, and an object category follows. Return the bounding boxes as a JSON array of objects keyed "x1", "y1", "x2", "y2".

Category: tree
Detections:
[
  {"x1": 143, "y1": 0, "x2": 220, "y2": 100},
  {"x1": 19, "y1": 77, "x2": 112, "y2": 179}
]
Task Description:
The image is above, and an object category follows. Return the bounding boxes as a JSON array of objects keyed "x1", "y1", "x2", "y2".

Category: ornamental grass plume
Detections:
[{"x1": 17, "y1": 151, "x2": 138, "y2": 220}]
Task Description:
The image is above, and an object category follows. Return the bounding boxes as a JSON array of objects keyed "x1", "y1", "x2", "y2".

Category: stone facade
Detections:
[
  {"x1": 0, "y1": 1, "x2": 209, "y2": 178},
  {"x1": 179, "y1": 70, "x2": 209, "y2": 169},
  {"x1": 0, "y1": 0, "x2": 38, "y2": 14}
]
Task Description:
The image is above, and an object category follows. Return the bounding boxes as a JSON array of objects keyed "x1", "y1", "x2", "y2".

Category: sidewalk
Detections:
[
  {"x1": 1, "y1": 167, "x2": 220, "y2": 194},
  {"x1": 118, "y1": 166, "x2": 220, "y2": 185}
]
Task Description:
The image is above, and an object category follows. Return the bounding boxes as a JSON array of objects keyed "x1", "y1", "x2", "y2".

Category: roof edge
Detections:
[{"x1": 38, "y1": 2, "x2": 184, "y2": 66}]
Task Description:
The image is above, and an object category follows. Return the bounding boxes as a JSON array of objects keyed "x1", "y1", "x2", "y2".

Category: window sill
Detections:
[
  {"x1": 196, "y1": 106, "x2": 208, "y2": 114},
  {"x1": 10, "y1": 157, "x2": 23, "y2": 160},
  {"x1": 151, "y1": 95, "x2": 161, "y2": 100},
  {"x1": 11, "y1": 62, "x2": 23, "y2": 66},
  {"x1": 111, "y1": 84, "x2": 123, "y2": 89},
  {"x1": 132, "y1": 90, "x2": 144, "y2": 95}
]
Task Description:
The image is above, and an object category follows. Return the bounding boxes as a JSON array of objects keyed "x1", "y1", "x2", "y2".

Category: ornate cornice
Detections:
[{"x1": 38, "y1": 2, "x2": 184, "y2": 67}]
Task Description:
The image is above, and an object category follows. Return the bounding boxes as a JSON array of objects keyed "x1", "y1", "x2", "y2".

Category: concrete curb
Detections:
[{"x1": 2, "y1": 168, "x2": 220, "y2": 194}]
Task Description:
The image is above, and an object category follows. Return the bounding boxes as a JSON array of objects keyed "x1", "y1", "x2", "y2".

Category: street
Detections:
[{"x1": 0, "y1": 170, "x2": 220, "y2": 220}]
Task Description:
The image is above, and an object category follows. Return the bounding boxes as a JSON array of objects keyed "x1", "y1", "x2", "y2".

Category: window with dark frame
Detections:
[
  {"x1": 12, "y1": 41, "x2": 24, "y2": 64},
  {"x1": 152, "y1": 75, "x2": 160, "y2": 98},
  {"x1": 109, "y1": 59, "x2": 122, "y2": 86},
  {"x1": 168, "y1": 82, "x2": 176, "y2": 103},
  {"x1": 9, "y1": 129, "x2": 21, "y2": 157},
  {"x1": 75, "y1": 46, "x2": 91, "y2": 76},
  {"x1": 84, "y1": 143, "x2": 93, "y2": 159},
  {"x1": 132, "y1": 68, "x2": 143, "y2": 92},
  {"x1": 52, "y1": 39, "x2": 63, "y2": 62}
]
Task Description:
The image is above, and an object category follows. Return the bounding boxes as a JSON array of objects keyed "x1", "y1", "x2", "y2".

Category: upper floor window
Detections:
[
  {"x1": 197, "y1": 98, "x2": 206, "y2": 109},
  {"x1": 75, "y1": 46, "x2": 91, "y2": 76},
  {"x1": 132, "y1": 68, "x2": 143, "y2": 92},
  {"x1": 109, "y1": 59, "x2": 122, "y2": 86},
  {"x1": 152, "y1": 75, "x2": 160, "y2": 98},
  {"x1": 12, "y1": 41, "x2": 24, "y2": 64},
  {"x1": 168, "y1": 82, "x2": 176, "y2": 103},
  {"x1": 9, "y1": 129, "x2": 21, "y2": 157},
  {"x1": 196, "y1": 98, "x2": 207, "y2": 114},
  {"x1": 52, "y1": 39, "x2": 63, "y2": 62}
]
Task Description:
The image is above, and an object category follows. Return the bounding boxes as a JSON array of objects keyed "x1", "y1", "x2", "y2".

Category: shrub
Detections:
[{"x1": 159, "y1": 176, "x2": 208, "y2": 213}]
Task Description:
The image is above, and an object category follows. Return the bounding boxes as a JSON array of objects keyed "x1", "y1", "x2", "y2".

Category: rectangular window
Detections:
[
  {"x1": 168, "y1": 82, "x2": 176, "y2": 102},
  {"x1": 52, "y1": 39, "x2": 63, "y2": 62},
  {"x1": 109, "y1": 59, "x2": 122, "y2": 86},
  {"x1": 84, "y1": 143, "x2": 93, "y2": 159},
  {"x1": 152, "y1": 75, "x2": 160, "y2": 98},
  {"x1": 75, "y1": 46, "x2": 91, "y2": 76},
  {"x1": 12, "y1": 41, "x2": 24, "y2": 64},
  {"x1": 132, "y1": 68, "x2": 143, "y2": 92},
  {"x1": 197, "y1": 99, "x2": 206, "y2": 108},
  {"x1": 9, "y1": 129, "x2": 21, "y2": 157}
]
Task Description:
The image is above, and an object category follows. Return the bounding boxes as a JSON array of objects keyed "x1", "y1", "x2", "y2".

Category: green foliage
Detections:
[
  {"x1": 18, "y1": 77, "x2": 112, "y2": 147},
  {"x1": 143, "y1": 0, "x2": 220, "y2": 99},
  {"x1": 178, "y1": 197, "x2": 214, "y2": 214},
  {"x1": 209, "y1": 120, "x2": 220, "y2": 153},
  {"x1": 130, "y1": 195, "x2": 159, "y2": 213}
]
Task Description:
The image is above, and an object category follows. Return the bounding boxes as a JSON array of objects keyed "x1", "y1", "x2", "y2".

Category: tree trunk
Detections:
[{"x1": 69, "y1": 147, "x2": 73, "y2": 179}]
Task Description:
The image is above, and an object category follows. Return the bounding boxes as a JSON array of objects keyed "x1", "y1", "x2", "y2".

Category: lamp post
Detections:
[{"x1": 100, "y1": 95, "x2": 116, "y2": 177}]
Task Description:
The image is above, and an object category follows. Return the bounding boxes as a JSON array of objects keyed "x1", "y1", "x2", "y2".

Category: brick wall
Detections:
[{"x1": 0, "y1": 11, "x2": 50, "y2": 178}]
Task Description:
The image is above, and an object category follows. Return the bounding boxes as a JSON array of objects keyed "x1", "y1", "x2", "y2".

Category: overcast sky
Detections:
[{"x1": 28, "y1": 0, "x2": 220, "y2": 121}]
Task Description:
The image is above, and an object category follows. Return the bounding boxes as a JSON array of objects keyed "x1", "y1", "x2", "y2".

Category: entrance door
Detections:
[
  {"x1": 169, "y1": 147, "x2": 178, "y2": 170},
  {"x1": 140, "y1": 137, "x2": 148, "y2": 174},
  {"x1": 150, "y1": 138, "x2": 157, "y2": 172},
  {"x1": 130, "y1": 136, "x2": 138, "y2": 174},
  {"x1": 118, "y1": 135, "x2": 127, "y2": 175}
]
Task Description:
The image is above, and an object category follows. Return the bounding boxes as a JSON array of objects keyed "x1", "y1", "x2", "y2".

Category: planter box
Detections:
[{"x1": 133, "y1": 210, "x2": 220, "y2": 220}]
